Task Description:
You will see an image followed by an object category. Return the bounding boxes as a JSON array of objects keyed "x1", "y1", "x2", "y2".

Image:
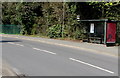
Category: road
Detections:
[{"x1": 1, "y1": 35, "x2": 118, "y2": 76}]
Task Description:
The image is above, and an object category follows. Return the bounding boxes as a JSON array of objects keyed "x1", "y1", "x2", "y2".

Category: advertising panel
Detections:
[
  {"x1": 90, "y1": 23, "x2": 94, "y2": 33},
  {"x1": 106, "y1": 23, "x2": 116, "y2": 43}
]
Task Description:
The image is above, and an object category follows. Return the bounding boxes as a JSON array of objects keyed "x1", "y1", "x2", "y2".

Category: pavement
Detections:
[
  {"x1": 0, "y1": 34, "x2": 119, "y2": 76},
  {"x1": 0, "y1": 61, "x2": 2, "y2": 78},
  {"x1": 2, "y1": 61, "x2": 17, "y2": 76}
]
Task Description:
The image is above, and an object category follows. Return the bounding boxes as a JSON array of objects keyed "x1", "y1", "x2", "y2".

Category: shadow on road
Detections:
[{"x1": 0, "y1": 40, "x2": 22, "y2": 43}]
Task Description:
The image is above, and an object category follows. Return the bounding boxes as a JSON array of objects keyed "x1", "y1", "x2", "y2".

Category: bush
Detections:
[{"x1": 47, "y1": 24, "x2": 62, "y2": 38}]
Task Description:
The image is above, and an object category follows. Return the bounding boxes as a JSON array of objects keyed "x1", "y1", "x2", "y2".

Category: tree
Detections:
[{"x1": 2, "y1": 2, "x2": 120, "y2": 43}]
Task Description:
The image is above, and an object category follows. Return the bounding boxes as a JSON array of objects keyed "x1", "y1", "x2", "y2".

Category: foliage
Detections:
[
  {"x1": 42, "y1": 2, "x2": 64, "y2": 36},
  {"x1": 88, "y1": 2, "x2": 120, "y2": 19},
  {"x1": 47, "y1": 24, "x2": 62, "y2": 38},
  {"x1": 2, "y1": 2, "x2": 120, "y2": 43},
  {"x1": 64, "y1": 2, "x2": 81, "y2": 38}
]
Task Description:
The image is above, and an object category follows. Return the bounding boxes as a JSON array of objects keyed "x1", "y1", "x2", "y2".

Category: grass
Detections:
[
  {"x1": 19, "y1": 34, "x2": 83, "y2": 43},
  {"x1": 0, "y1": 33, "x2": 5, "y2": 34}
]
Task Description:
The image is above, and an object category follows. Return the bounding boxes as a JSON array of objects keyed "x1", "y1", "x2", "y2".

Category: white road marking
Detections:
[
  {"x1": 8, "y1": 42, "x2": 15, "y2": 44},
  {"x1": 33, "y1": 48, "x2": 56, "y2": 55},
  {"x1": 8, "y1": 42, "x2": 24, "y2": 47},
  {"x1": 69, "y1": 58, "x2": 114, "y2": 74},
  {"x1": 15, "y1": 44, "x2": 24, "y2": 47}
]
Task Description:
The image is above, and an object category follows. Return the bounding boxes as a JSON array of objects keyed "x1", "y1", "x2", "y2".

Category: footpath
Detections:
[
  {"x1": 1, "y1": 34, "x2": 119, "y2": 58},
  {"x1": 0, "y1": 61, "x2": 18, "y2": 77}
]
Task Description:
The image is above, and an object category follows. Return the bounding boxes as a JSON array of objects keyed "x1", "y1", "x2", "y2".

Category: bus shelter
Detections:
[{"x1": 79, "y1": 19, "x2": 119, "y2": 45}]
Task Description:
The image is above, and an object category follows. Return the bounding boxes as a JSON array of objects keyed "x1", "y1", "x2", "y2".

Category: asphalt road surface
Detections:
[{"x1": 1, "y1": 36, "x2": 118, "y2": 76}]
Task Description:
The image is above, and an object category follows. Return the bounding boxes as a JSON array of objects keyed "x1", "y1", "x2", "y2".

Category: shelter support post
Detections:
[{"x1": 104, "y1": 21, "x2": 107, "y2": 44}]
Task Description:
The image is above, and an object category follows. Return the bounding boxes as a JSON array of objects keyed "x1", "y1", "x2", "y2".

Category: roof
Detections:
[{"x1": 78, "y1": 19, "x2": 120, "y2": 22}]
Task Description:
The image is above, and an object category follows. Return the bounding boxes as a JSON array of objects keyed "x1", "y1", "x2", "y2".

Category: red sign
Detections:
[{"x1": 106, "y1": 23, "x2": 116, "y2": 43}]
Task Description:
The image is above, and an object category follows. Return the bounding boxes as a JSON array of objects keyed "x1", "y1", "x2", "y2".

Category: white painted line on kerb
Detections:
[
  {"x1": 33, "y1": 48, "x2": 56, "y2": 55},
  {"x1": 0, "y1": 75, "x2": 2, "y2": 78},
  {"x1": 69, "y1": 58, "x2": 114, "y2": 74}
]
